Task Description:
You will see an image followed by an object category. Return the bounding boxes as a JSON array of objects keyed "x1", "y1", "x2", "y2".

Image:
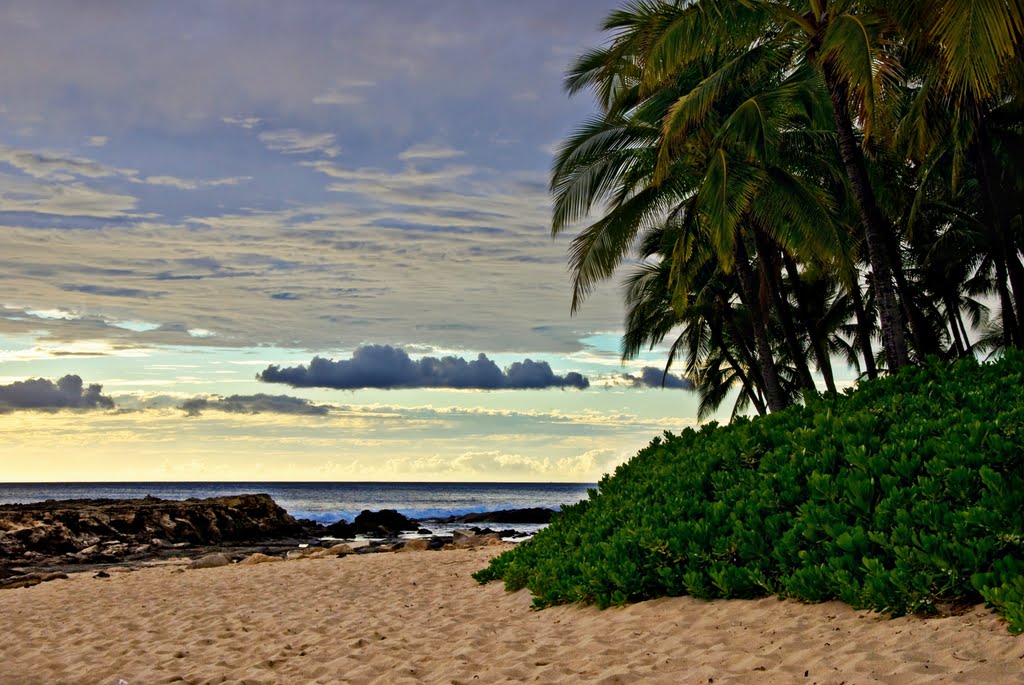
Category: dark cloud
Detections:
[
  {"x1": 257, "y1": 345, "x2": 590, "y2": 390},
  {"x1": 60, "y1": 284, "x2": 166, "y2": 298},
  {"x1": 623, "y1": 367, "x2": 694, "y2": 390},
  {"x1": 0, "y1": 375, "x2": 115, "y2": 413},
  {"x1": 178, "y1": 393, "x2": 331, "y2": 417}
]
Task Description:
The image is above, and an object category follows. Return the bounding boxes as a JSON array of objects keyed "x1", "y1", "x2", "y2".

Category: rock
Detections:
[
  {"x1": 436, "y1": 508, "x2": 555, "y2": 525},
  {"x1": 94, "y1": 571, "x2": 110, "y2": 578},
  {"x1": 238, "y1": 552, "x2": 282, "y2": 565},
  {"x1": 296, "y1": 518, "x2": 326, "y2": 533},
  {"x1": 324, "y1": 543, "x2": 353, "y2": 556},
  {"x1": 188, "y1": 553, "x2": 232, "y2": 569},
  {"x1": 354, "y1": 544, "x2": 392, "y2": 554},
  {"x1": 416, "y1": 528, "x2": 433, "y2": 535},
  {"x1": 149, "y1": 536, "x2": 190, "y2": 548},
  {"x1": 352, "y1": 509, "x2": 417, "y2": 537},
  {"x1": 451, "y1": 529, "x2": 504, "y2": 548},
  {"x1": 427, "y1": 536, "x2": 451, "y2": 550},
  {"x1": 303, "y1": 544, "x2": 349, "y2": 559},
  {"x1": 0, "y1": 494, "x2": 302, "y2": 564},
  {"x1": 0, "y1": 571, "x2": 68, "y2": 590},
  {"x1": 323, "y1": 520, "x2": 355, "y2": 538},
  {"x1": 398, "y1": 539, "x2": 430, "y2": 552},
  {"x1": 285, "y1": 549, "x2": 313, "y2": 560}
]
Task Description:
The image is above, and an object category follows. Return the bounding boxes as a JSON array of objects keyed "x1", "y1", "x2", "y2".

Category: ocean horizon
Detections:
[{"x1": 0, "y1": 481, "x2": 595, "y2": 530}]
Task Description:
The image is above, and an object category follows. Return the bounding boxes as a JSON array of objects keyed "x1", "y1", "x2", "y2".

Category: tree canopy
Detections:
[{"x1": 553, "y1": 0, "x2": 1024, "y2": 415}]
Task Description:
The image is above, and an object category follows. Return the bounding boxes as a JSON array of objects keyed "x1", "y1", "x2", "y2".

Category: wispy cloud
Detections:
[
  {"x1": 0, "y1": 173, "x2": 140, "y2": 218},
  {"x1": 0, "y1": 145, "x2": 135, "y2": 181},
  {"x1": 398, "y1": 143, "x2": 464, "y2": 161},
  {"x1": 312, "y1": 80, "x2": 375, "y2": 106},
  {"x1": 143, "y1": 174, "x2": 252, "y2": 190},
  {"x1": 258, "y1": 129, "x2": 340, "y2": 157},
  {"x1": 179, "y1": 393, "x2": 331, "y2": 417},
  {"x1": 222, "y1": 115, "x2": 262, "y2": 129}
]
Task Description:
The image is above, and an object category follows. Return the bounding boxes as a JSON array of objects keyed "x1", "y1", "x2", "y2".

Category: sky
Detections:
[{"x1": 0, "y1": 0, "x2": 727, "y2": 483}]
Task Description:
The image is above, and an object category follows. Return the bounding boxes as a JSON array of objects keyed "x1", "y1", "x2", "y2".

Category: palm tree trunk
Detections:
[
  {"x1": 944, "y1": 293, "x2": 965, "y2": 357},
  {"x1": 823, "y1": 67, "x2": 911, "y2": 371},
  {"x1": 782, "y1": 254, "x2": 837, "y2": 393},
  {"x1": 995, "y1": 255, "x2": 1020, "y2": 348},
  {"x1": 887, "y1": 238, "x2": 940, "y2": 357},
  {"x1": 1007, "y1": 253, "x2": 1024, "y2": 344},
  {"x1": 721, "y1": 346, "x2": 766, "y2": 416},
  {"x1": 754, "y1": 228, "x2": 817, "y2": 392},
  {"x1": 733, "y1": 235, "x2": 788, "y2": 412},
  {"x1": 717, "y1": 293, "x2": 766, "y2": 397},
  {"x1": 849, "y1": 276, "x2": 879, "y2": 380},
  {"x1": 975, "y1": 131, "x2": 1024, "y2": 347},
  {"x1": 956, "y1": 308, "x2": 972, "y2": 354}
]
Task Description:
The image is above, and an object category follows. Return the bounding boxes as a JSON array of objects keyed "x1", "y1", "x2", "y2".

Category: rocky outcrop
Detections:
[
  {"x1": 0, "y1": 494, "x2": 304, "y2": 562},
  {"x1": 428, "y1": 508, "x2": 555, "y2": 525},
  {"x1": 322, "y1": 509, "x2": 419, "y2": 539}
]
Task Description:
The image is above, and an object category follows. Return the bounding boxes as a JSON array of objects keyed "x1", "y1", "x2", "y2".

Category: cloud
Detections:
[
  {"x1": 0, "y1": 175, "x2": 140, "y2": 219},
  {"x1": 257, "y1": 345, "x2": 590, "y2": 390},
  {"x1": 0, "y1": 145, "x2": 135, "y2": 181},
  {"x1": 60, "y1": 284, "x2": 166, "y2": 299},
  {"x1": 257, "y1": 129, "x2": 339, "y2": 157},
  {"x1": 143, "y1": 174, "x2": 252, "y2": 190},
  {"x1": 622, "y1": 367, "x2": 694, "y2": 390},
  {"x1": 312, "y1": 80, "x2": 375, "y2": 106},
  {"x1": 222, "y1": 115, "x2": 262, "y2": 129},
  {"x1": 0, "y1": 375, "x2": 115, "y2": 413},
  {"x1": 178, "y1": 393, "x2": 331, "y2": 417},
  {"x1": 398, "y1": 143, "x2": 464, "y2": 161},
  {"x1": 85, "y1": 136, "x2": 108, "y2": 147}
]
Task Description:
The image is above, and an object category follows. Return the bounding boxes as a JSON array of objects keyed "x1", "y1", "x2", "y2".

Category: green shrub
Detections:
[{"x1": 474, "y1": 353, "x2": 1024, "y2": 633}]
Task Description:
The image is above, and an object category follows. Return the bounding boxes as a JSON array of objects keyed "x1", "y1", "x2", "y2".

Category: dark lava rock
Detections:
[
  {"x1": 469, "y1": 527, "x2": 530, "y2": 539},
  {"x1": 352, "y1": 509, "x2": 417, "y2": 537},
  {"x1": 296, "y1": 518, "x2": 326, "y2": 534},
  {"x1": 323, "y1": 520, "x2": 355, "y2": 538},
  {"x1": 432, "y1": 507, "x2": 555, "y2": 525},
  {"x1": 0, "y1": 494, "x2": 304, "y2": 562}
]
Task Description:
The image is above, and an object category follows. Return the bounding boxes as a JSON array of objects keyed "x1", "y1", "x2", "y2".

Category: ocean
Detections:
[{"x1": 0, "y1": 481, "x2": 594, "y2": 535}]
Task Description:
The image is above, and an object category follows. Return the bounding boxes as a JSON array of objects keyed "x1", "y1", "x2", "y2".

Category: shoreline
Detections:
[
  {"x1": 2, "y1": 545, "x2": 1020, "y2": 684},
  {"x1": 0, "y1": 493, "x2": 547, "y2": 584}
]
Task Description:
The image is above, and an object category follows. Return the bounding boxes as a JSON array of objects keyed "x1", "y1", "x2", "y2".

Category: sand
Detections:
[{"x1": 1, "y1": 546, "x2": 1020, "y2": 685}]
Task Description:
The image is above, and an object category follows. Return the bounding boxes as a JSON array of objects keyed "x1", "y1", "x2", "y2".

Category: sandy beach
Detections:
[{"x1": 1, "y1": 546, "x2": 1020, "y2": 685}]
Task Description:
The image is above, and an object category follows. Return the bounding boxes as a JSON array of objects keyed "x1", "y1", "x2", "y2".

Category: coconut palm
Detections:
[
  {"x1": 643, "y1": 0, "x2": 913, "y2": 370},
  {"x1": 552, "y1": 1, "x2": 846, "y2": 411}
]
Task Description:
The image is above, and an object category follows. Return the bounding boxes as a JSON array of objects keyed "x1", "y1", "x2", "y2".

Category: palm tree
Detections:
[
  {"x1": 552, "y1": 0, "x2": 1023, "y2": 420},
  {"x1": 644, "y1": 0, "x2": 914, "y2": 370},
  {"x1": 889, "y1": 0, "x2": 1024, "y2": 347},
  {"x1": 552, "y1": 1, "x2": 845, "y2": 412}
]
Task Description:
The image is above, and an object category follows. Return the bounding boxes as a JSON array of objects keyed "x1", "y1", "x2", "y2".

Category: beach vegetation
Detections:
[{"x1": 475, "y1": 352, "x2": 1024, "y2": 632}]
